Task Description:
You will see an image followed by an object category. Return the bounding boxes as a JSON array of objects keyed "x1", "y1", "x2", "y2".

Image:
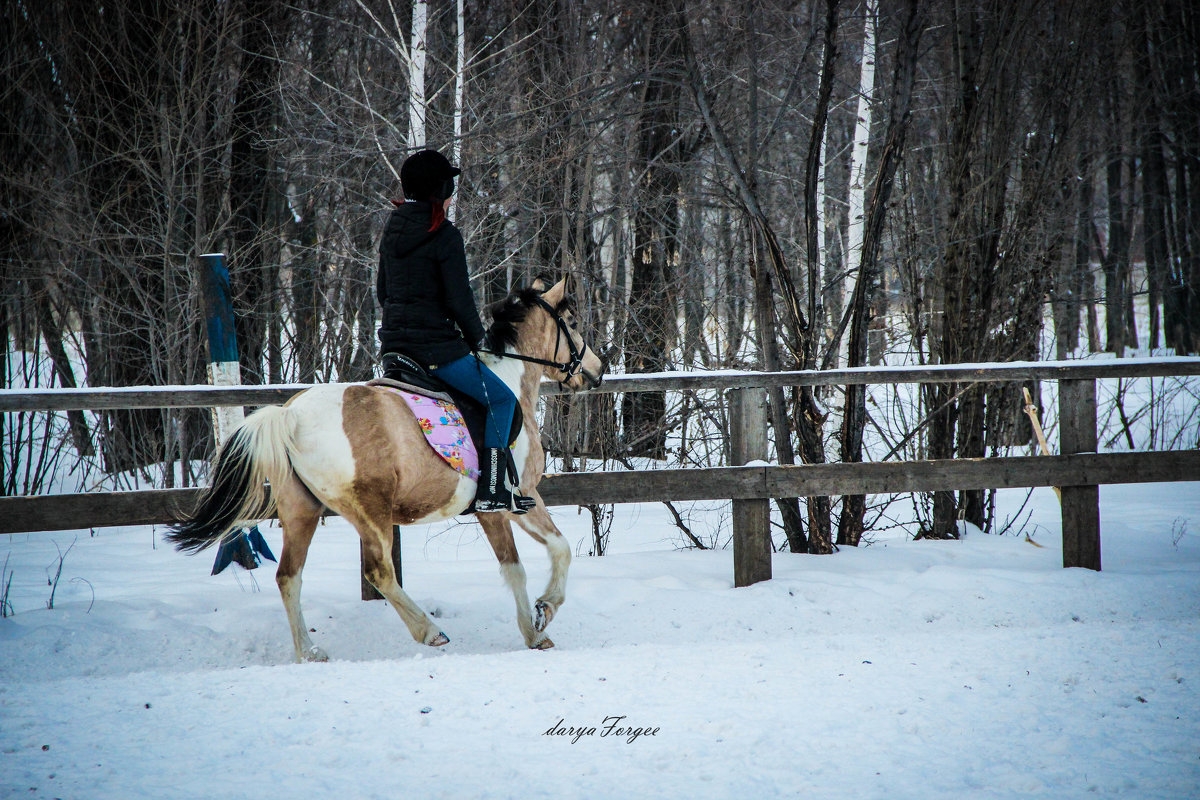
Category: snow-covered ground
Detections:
[{"x1": 2, "y1": 483, "x2": 1199, "y2": 799}]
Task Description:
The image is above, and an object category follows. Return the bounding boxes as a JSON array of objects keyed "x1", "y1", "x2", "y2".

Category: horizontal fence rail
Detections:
[
  {"x1": 4, "y1": 451, "x2": 1198, "y2": 536},
  {"x1": 541, "y1": 356, "x2": 1200, "y2": 395},
  {"x1": 4, "y1": 357, "x2": 1199, "y2": 577},
  {"x1": 3, "y1": 357, "x2": 1200, "y2": 410}
]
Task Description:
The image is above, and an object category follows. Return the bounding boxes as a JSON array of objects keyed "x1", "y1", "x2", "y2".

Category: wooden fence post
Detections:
[
  {"x1": 1059, "y1": 378, "x2": 1101, "y2": 570},
  {"x1": 360, "y1": 548, "x2": 378, "y2": 600},
  {"x1": 393, "y1": 525, "x2": 402, "y2": 588},
  {"x1": 728, "y1": 387, "x2": 771, "y2": 586}
]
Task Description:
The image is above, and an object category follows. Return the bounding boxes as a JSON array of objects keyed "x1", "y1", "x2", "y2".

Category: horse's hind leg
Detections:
[
  {"x1": 477, "y1": 512, "x2": 547, "y2": 649},
  {"x1": 354, "y1": 516, "x2": 448, "y2": 647},
  {"x1": 274, "y1": 476, "x2": 327, "y2": 663},
  {"x1": 510, "y1": 500, "x2": 571, "y2": 636}
]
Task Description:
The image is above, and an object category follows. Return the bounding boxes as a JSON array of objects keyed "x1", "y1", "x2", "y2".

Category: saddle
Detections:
[{"x1": 369, "y1": 350, "x2": 523, "y2": 454}]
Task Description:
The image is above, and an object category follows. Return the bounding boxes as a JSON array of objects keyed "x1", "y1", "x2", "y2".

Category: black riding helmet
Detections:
[{"x1": 401, "y1": 149, "x2": 461, "y2": 202}]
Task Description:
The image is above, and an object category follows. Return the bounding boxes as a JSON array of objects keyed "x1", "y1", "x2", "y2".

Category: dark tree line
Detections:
[{"x1": 4, "y1": 0, "x2": 1198, "y2": 546}]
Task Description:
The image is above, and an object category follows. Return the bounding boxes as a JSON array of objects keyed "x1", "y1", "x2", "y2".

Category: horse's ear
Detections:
[
  {"x1": 530, "y1": 277, "x2": 549, "y2": 291},
  {"x1": 542, "y1": 277, "x2": 567, "y2": 307}
]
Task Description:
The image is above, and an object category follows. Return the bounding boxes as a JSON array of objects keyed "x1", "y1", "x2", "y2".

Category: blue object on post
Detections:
[
  {"x1": 198, "y1": 253, "x2": 276, "y2": 574},
  {"x1": 199, "y1": 252, "x2": 239, "y2": 364},
  {"x1": 210, "y1": 524, "x2": 276, "y2": 575}
]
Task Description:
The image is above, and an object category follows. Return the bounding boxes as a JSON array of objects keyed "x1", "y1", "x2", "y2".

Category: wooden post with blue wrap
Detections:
[{"x1": 198, "y1": 252, "x2": 276, "y2": 574}]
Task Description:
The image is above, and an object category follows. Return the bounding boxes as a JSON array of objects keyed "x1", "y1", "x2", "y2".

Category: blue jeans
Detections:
[{"x1": 429, "y1": 354, "x2": 516, "y2": 449}]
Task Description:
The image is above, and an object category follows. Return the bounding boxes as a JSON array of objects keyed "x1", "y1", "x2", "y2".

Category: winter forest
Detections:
[{"x1": 4, "y1": 0, "x2": 1199, "y2": 550}]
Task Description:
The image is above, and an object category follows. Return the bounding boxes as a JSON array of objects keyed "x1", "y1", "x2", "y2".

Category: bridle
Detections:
[{"x1": 482, "y1": 296, "x2": 588, "y2": 383}]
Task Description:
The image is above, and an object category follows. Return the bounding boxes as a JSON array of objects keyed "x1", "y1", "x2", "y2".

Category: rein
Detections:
[{"x1": 482, "y1": 296, "x2": 585, "y2": 381}]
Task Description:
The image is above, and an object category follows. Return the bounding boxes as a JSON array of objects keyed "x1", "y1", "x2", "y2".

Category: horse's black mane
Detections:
[{"x1": 486, "y1": 284, "x2": 572, "y2": 349}]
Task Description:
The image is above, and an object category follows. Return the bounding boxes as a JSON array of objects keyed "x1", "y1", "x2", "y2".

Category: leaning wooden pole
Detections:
[{"x1": 1022, "y1": 387, "x2": 1062, "y2": 503}]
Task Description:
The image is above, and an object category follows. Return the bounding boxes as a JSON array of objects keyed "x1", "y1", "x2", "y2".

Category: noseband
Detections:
[{"x1": 483, "y1": 296, "x2": 587, "y2": 382}]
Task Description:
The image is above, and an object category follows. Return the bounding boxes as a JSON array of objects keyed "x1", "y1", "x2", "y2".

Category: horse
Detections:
[{"x1": 167, "y1": 277, "x2": 605, "y2": 661}]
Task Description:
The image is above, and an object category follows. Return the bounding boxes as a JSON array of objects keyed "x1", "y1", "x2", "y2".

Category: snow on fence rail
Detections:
[{"x1": 3, "y1": 358, "x2": 1200, "y2": 581}]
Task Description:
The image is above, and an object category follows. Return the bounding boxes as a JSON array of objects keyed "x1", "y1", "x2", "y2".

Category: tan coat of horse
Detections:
[{"x1": 169, "y1": 279, "x2": 604, "y2": 660}]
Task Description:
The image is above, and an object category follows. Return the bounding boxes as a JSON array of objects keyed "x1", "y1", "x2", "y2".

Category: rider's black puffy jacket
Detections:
[{"x1": 376, "y1": 201, "x2": 487, "y2": 367}]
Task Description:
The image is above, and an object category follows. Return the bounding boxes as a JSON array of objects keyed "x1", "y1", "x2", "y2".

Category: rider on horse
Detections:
[{"x1": 376, "y1": 148, "x2": 533, "y2": 514}]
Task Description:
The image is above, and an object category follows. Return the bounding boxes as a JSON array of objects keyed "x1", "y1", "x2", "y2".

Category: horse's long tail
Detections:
[{"x1": 166, "y1": 405, "x2": 296, "y2": 554}]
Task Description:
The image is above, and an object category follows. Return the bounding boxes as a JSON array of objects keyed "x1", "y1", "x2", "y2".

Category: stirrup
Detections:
[
  {"x1": 472, "y1": 492, "x2": 535, "y2": 514},
  {"x1": 503, "y1": 450, "x2": 535, "y2": 514},
  {"x1": 471, "y1": 498, "x2": 506, "y2": 513},
  {"x1": 471, "y1": 495, "x2": 533, "y2": 515}
]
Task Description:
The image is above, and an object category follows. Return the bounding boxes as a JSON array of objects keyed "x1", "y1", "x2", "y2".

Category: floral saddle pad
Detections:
[{"x1": 377, "y1": 386, "x2": 479, "y2": 482}]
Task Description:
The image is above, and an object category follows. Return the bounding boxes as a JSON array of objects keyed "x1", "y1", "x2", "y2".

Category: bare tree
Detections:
[{"x1": 837, "y1": 0, "x2": 923, "y2": 547}]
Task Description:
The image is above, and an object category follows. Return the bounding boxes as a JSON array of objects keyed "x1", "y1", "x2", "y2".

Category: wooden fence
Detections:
[{"x1": 3, "y1": 357, "x2": 1199, "y2": 583}]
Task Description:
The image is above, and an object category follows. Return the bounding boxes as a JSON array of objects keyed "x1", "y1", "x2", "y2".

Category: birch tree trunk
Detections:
[
  {"x1": 841, "y1": 0, "x2": 878, "y2": 350},
  {"x1": 837, "y1": 0, "x2": 923, "y2": 547},
  {"x1": 408, "y1": 0, "x2": 428, "y2": 150},
  {"x1": 451, "y1": 0, "x2": 464, "y2": 219},
  {"x1": 454, "y1": 0, "x2": 464, "y2": 160},
  {"x1": 816, "y1": 114, "x2": 830, "y2": 342},
  {"x1": 791, "y1": 0, "x2": 845, "y2": 554}
]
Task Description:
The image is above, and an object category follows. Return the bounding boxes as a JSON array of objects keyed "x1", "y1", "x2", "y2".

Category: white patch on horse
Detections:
[
  {"x1": 284, "y1": 385, "x2": 358, "y2": 499},
  {"x1": 499, "y1": 561, "x2": 541, "y2": 646},
  {"x1": 481, "y1": 352, "x2": 534, "y2": 492}
]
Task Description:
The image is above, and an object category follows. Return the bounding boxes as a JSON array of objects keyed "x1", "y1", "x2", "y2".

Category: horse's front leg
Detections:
[
  {"x1": 510, "y1": 498, "x2": 570, "y2": 635},
  {"x1": 477, "y1": 511, "x2": 551, "y2": 649}
]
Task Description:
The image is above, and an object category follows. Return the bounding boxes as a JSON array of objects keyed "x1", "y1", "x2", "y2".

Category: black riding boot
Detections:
[{"x1": 474, "y1": 447, "x2": 534, "y2": 514}]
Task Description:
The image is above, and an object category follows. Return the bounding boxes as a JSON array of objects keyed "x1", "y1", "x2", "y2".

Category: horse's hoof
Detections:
[
  {"x1": 428, "y1": 632, "x2": 450, "y2": 647},
  {"x1": 534, "y1": 600, "x2": 555, "y2": 632},
  {"x1": 302, "y1": 645, "x2": 329, "y2": 663},
  {"x1": 529, "y1": 636, "x2": 555, "y2": 650}
]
